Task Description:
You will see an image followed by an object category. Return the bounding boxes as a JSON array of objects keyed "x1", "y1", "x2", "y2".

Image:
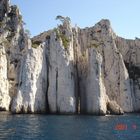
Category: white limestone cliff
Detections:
[
  {"x1": 79, "y1": 48, "x2": 107, "y2": 114},
  {"x1": 75, "y1": 19, "x2": 133, "y2": 114},
  {"x1": 116, "y1": 37, "x2": 140, "y2": 112},
  {"x1": 11, "y1": 43, "x2": 47, "y2": 113},
  {"x1": 0, "y1": 46, "x2": 10, "y2": 111},
  {"x1": 47, "y1": 20, "x2": 76, "y2": 114},
  {"x1": 95, "y1": 20, "x2": 133, "y2": 112},
  {"x1": 1, "y1": 1, "x2": 140, "y2": 115}
]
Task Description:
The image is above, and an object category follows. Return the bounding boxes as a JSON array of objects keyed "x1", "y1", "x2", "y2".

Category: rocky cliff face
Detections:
[
  {"x1": 11, "y1": 42, "x2": 47, "y2": 113},
  {"x1": 46, "y1": 23, "x2": 76, "y2": 114},
  {"x1": 116, "y1": 37, "x2": 140, "y2": 112},
  {"x1": 0, "y1": 46, "x2": 10, "y2": 111},
  {"x1": 0, "y1": 1, "x2": 140, "y2": 115},
  {"x1": 0, "y1": 0, "x2": 28, "y2": 111}
]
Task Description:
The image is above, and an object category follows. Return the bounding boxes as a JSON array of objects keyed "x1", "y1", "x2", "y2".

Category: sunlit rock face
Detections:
[
  {"x1": 11, "y1": 43, "x2": 47, "y2": 113},
  {"x1": 91, "y1": 20, "x2": 133, "y2": 113},
  {"x1": 0, "y1": 0, "x2": 27, "y2": 111},
  {"x1": 0, "y1": 46, "x2": 10, "y2": 111},
  {"x1": 74, "y1": 19, "x2": 133, "y2": 114},
  {"x1": 116, "y1": 37, "x2": 140, "y2": 112},
  {"x1": 46, "y1": 21, "x2": 77, "y2": 114},
  {"x1": 1, "y1": 1, "x2": 140, "y2": 115}
]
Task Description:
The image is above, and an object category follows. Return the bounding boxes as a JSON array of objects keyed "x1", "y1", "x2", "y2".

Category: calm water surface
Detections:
[{"x1": 0, "y1": 113, "x2": 139, "y2": 140}]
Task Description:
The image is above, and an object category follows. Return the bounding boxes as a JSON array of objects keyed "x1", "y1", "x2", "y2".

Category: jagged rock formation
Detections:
[
  {"x1": 11, "y1": 42, "x2": 47, "y2": 113},
  {"x1": 46, "y1": 24, "x2": 76, "y2": 114},
  {"x1": 0, "y1": 1, "x2": 140, "y2": 115},
  {"x1": 79, "y1": 48, "x2": 107, "y2": 115},
  {"x1": 116, "y1": 37, "x2": 140, "y2": 112},
  {"x1": 0, "y1": 46, "x2": 10, "y2": 111}
]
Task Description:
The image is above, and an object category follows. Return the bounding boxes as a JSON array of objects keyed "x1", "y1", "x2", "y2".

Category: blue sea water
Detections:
[{"x1": 0, "y1": 113, "x2": 140, "y2": 140}]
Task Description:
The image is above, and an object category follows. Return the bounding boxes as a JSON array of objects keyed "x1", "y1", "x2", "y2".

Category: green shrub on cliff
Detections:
[
  {"x1": 60, "y1": 33, "x2": 69, "y2": 49},
  {"x1": 53, "y1": 28, "x2": 60, "y2": 39},
  {"x1": 32, "y1": 43, "x2": 39, "y2": 48},
  {"x1": 55, "y1": 15, "x2": 70, "y2": 49},
  {"x1": 54, "y1": 28, "x2": 69, "y2": 49}
]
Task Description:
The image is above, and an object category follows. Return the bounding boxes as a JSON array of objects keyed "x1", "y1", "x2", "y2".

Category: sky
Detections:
[{"x1": 11, "y1": 0, "x2": 140, "y2": 39}]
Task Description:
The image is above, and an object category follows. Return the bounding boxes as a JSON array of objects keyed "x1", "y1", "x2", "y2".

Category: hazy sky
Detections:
[{"x1": 11, "y1": 0, "x2": 140, "y2": 39}]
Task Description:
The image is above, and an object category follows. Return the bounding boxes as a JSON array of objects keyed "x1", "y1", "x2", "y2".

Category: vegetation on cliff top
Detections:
[{"x1": 55, "y1": 15, "x2": 70, "y2": 49}]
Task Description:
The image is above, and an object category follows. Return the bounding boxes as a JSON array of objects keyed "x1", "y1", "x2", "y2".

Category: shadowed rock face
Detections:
[
  {"x1": 107, "y1": 101, "x2": 124, "y2": 115},
  {"x1": 0, "y1": 0, "x2": 9, "y2": 21},
  {"x1": 79, "y1": 48, "x2": 107, "y2": 115},
  {"x1": 0, "y1": 1, "x2": 140, "y2": 115}
]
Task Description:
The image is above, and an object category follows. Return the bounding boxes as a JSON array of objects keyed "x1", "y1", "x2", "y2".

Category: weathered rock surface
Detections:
[
  {"x1": 92, "y1": 20, "x2": 133, "y2": 113},
  {"x1": 79, "y1": 48, "x2": 107, "y2": 114},
  {"x1": 75, "y1": 20, "x2": 133, "y2": 114},
  {"x1": 11, "y1": 43, "x2": 47, "y2": 113},
  {"x1": 116, "y1": 37, "x2": 140, "y2": 112},
  {"x1": 0, "y1": 0, "x2": 9, "y2": 22},
  {"x1": 0, "y1": 0, "x2": 27, "y2": 111},
  {"x1": 107, "y1": 101, "x2": 124, "y2": 115},
  {"x1": 0, "y1": 46, "x2": 10, "y2": 111},
  {"x1": 0, "y1": 1, "x2": 140, "y2": 115},
  {"x1": 47, "y1": 20, "x2": 76, "y2": 114}
]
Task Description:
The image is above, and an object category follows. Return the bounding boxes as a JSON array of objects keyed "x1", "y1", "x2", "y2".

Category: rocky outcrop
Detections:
[
  {"x1": 75, "y1": 20, "x2": 133, "y2": 114},
  {"x1": 0, "y1": 0, "x2": 9, "y2": 22},
  {"x1": 107, "y1": 101, "x2": 124, "y2": 115},
  {"x1": 1, "y1": 1, "x2": 140, "y2": 115},
  {"x1": 92, "y1": 20, "x2": 133, "y2": 113},
  {"x1": 0, "y1": 0, "x2": 27, "y2": 111},
  {"x1": 46, "y1": 19, "x2": 76, "y2": 114},
  {"x1": 79, "y1": 48, "x2": 107, "y2": 115},
  {"x1": 0, "y1": 46, "x2": 10, "y2": 111},
  {"x1": 116, "y1": 37, "x2": 140, "y2": 112},
  {"x1": 11, "y1": 42, "x2": 47, "y2": 113}
]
